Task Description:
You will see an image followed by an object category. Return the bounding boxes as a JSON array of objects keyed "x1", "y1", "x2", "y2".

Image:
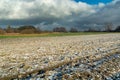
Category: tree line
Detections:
[
  {"x1": 0, "y1": 25, "x2": 79, "y2": 34},
  {"x1": 0, "y1": 25, "x2": 120, "y2": 34}
]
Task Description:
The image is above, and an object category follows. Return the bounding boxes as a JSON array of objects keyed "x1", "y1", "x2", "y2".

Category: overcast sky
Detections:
[{"x1": 0, "y1": 0, "x2": 120, "y2": 30}]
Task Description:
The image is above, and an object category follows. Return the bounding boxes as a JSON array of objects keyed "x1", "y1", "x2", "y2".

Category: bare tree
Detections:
[
  {"x1": 87, "y1": 27, "x2": 97, "y2": 32},
  {"x1": 69, "y1": 27, "x2": 78, "y2": 32},
  {"x1": 115, "y1": 26, "x2": 120, "y2": 32},
  {"x1": 5, "y1": 25, "x2": 14, "y2": 33},
  {"x1": 104, "y1": 22, "x2": 113, "y2": 32},
  {"x1": 53, "y1": 27, "x2": 67, "y2": 32}
]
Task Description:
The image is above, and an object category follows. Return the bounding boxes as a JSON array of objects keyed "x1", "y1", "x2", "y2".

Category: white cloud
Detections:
[
  {"x1": 1, "y1": 0, "x2": 120, "y2": 30},
  {"x1": 98, "y1": 3, "x2": 105, "y2": 8},
  {"x1": 0, "y1": 0, "x2": 95, "y2": 20}
]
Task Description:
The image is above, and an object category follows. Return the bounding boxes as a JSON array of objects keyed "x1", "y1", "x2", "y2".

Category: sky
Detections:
[
  {"x1": 0, "y1": 0, "x2": 120, "y2": 31},
  {"x1": 75, "y1": 0, "x2": 112, "y2": 4}
]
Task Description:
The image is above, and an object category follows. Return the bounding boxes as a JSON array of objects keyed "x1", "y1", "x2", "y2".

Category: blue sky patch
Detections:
[{"x1": 74, "y1": 0, "x2": 112, "y2": 4}]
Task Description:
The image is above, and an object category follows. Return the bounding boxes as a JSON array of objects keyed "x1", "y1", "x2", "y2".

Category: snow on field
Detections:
[{"x1": 0, "y1": 34, "x2": 120, "y2": 79}]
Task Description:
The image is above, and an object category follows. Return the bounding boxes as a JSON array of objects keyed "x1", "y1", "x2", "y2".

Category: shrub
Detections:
[
  {"x1": 18, "y1": 25, "x2": 36, "y2": 31},
  {"x1": 18, "y1": 25, "x2": 39, "y2": 34},
  {"x1": 20, "y1": 29, "x2": 36, "y2": 34}
]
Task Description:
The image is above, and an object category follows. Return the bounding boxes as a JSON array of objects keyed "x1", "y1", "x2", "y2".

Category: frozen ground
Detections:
[{"x1": 0, "y1": 33, "x2": 120, "y2": 80}]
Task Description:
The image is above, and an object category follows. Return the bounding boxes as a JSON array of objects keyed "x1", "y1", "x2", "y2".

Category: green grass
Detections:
[{"x1": 0, "y1": 32, "x2": 118, "y2": 39}]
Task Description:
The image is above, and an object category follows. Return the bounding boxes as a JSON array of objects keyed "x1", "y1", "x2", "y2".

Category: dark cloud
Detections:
[
  {"x1": 0, "y1": 0, "x2": 120, "y2": 30},
  {"x1": 71, "y1": 0, "x2": 120, "y2": 30}
]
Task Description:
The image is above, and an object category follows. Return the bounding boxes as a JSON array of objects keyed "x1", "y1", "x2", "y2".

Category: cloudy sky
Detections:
[{"x1": 0, "y1": 0, "x2": 120, "y2": 30}]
